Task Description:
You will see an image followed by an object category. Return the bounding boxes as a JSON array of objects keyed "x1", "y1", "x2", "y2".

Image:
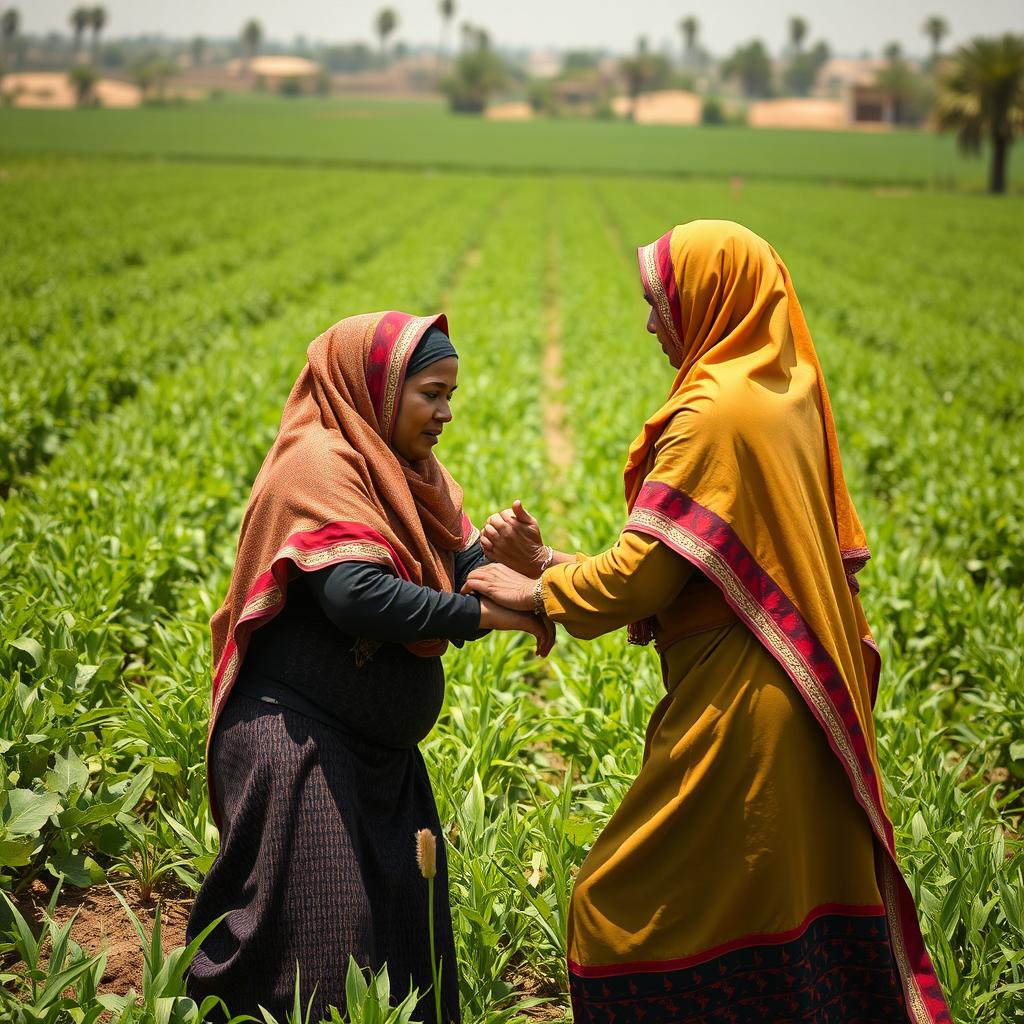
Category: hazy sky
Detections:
[{"x1": 24, "y1": 1, "x2": 1024, "y2": 57}]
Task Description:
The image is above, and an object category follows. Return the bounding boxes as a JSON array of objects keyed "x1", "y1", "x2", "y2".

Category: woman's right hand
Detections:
[
  {"x1": 480, "y1": 500, "x2": 547, "y2": 577},
  {"x1": 478, "y1": 597, "x2": 555, "y2": 657}
]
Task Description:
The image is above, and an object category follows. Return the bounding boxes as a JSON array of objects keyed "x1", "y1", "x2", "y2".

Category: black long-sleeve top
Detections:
[
  {"x1": 230, "y1": 542, "x2": 488, "y2": 747},
  {"x1": 307, "y1": 545, "x2": 487, "y2": 644}
]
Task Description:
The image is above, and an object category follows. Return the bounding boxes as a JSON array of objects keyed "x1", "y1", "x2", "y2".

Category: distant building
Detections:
[
  {"x1": 0, "y1": 71, "x2": 142, "y2": 108},
  {"x1": 611, "y1": 90, "x2": 702, "y2": 125},
  {"x1": 747, "y1": 98, "x2": 848, "y2": 130},
  {"x1": 814, "y1": 57, "x2": 887, "y2": 99},
  {"x1": 524, "y1": 49, "x2": 562, "y2": 79},
  {"x1": 225, "y1": 55, "x2": 320, "y2": 83}
]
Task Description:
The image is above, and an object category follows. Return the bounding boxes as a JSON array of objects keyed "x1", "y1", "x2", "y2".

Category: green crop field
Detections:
[
  {"x1": 1, "y1": 96, "x2": 1021, "y2": 189},
  {"x1": 1, "y1": 143, "x2": 1023, "y2": 1024}
]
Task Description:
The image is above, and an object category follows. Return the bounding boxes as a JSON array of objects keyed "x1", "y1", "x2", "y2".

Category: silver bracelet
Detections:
[
  {"x1": 533, "y1": 578, "x2": 545, "y2": 617},
  {"x1": 538, "y1": 545, "x2": 554, "y2": 574}
]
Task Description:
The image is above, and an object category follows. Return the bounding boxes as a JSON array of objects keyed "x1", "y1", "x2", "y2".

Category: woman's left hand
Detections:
[
  {"x1": 480, "y1": 500, "x2": 547, "y2": 577},
  {"x1": 462, "y1": 563, "x2": 536, "y2": 611}
]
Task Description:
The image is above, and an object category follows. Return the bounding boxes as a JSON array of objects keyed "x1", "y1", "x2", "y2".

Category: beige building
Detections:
[
  {"x1": 1, "y1": 71, "x2": 142, "y2": 108},
  {"x1": 225, "y1": 55, "x2": 320, "y2": 83},
  {"x1": 611, "y1": 90, "x2": 702, "y2": 125}
]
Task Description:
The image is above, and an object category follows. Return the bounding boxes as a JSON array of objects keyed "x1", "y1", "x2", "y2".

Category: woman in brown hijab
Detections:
[{"x1": 186, "y1": 311, "x2": 552, "y2": 1023}]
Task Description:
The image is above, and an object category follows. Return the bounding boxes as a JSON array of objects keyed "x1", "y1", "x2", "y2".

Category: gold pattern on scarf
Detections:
[
  {"x1": 381, "y1": 316, "x2": 431, "y2": 439},
  {"x1": 639, "y1": 241, "x2": 682, "y2": 352},
  {"x1": 883, "y1": 857, "x2": 929, "y2": 1023},
  {"x1": 240, "y1": 588, "x2": 282, "y2": 621},
  {"x1": 278, "y1": 540, "x2": 396, "y2": 571},
  {"x1": 211, "y1": 647, "x2": 240, "y2": 723}
]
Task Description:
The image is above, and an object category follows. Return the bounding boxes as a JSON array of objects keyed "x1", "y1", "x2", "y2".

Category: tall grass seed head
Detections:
[{"x1": 415, "y1": 828, "x2": 437, "y2": 879}]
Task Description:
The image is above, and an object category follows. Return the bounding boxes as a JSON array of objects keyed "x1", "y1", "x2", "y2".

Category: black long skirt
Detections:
[{"x1": 185, "y1": 693, "x2": 460, "y2": 1023}]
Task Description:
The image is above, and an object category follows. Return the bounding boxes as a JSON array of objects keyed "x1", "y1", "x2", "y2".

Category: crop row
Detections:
[
  {"x1": 546, "y1": 176, "x2": 1024, "y2": 1023},
  {"x1": 0, "y1": 168, "x2": 502, "y2": 892},
  {"x1": 1, "y1": 159, "x2": 1022, "y2": 1023},
  {"x1": 0, "y1": 164, "x2": 457, "y2": 489}
]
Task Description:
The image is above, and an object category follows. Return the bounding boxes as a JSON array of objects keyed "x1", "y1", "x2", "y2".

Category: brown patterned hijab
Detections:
[{"x1": 208, "y1": 311, "x2": 476, "y2": 751}]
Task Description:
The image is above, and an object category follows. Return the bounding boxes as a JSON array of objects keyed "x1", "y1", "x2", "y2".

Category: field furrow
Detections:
[{"x1": 1, "y1": 156, "x2": 1021, "y2": 1024}]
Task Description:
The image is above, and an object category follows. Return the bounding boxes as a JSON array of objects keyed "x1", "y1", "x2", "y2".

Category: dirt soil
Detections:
[{"x1": 10, "y1": 880, "x2": 189, "y2": 997}]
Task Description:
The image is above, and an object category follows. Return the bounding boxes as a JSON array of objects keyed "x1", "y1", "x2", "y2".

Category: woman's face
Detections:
[
  {"x1": 391, "y1": 356, "x2": 459, "y2": 462},
  {"x1": 645, "y1": 295, "x2": 681, "y2": 368}
]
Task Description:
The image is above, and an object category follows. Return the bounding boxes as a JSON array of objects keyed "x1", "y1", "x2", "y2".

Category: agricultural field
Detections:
[
  {"x1": 2, "y1": 97, "x2": 1023, "y2": 189},
  {"x1": 0, "y1": 150, "x2": 1023, "y2": 1024}
]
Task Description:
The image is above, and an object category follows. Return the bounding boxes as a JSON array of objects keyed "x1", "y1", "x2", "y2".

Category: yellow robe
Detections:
[{"x1": 541, "y1": 530, "x2": 881, "y2": 970}]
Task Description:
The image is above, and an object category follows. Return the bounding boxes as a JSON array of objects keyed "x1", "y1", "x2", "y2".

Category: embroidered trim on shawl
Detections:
[
  {"x1": 842, "y1": 545, "x2": 872, "y2": 595},
  {"x1": 638, "y1": 240, "x2": 682, "y2": 353},
  {"x1": 238, "y1": 541, "x2": 396, "y2": 622},
  {"x1": 213, "y1": 647, "x2": 240, "y2": 721},
  {"x1": 381, "y1": 316, "x2": 430, "y2": 439},
  {"x1": 239, "y1": 588, "x2": 283, "y2": 621}
]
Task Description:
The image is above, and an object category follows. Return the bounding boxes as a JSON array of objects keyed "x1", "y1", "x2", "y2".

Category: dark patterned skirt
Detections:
[{"x1": 185, "y1": 693, "x2": 460, "y2": 1023}]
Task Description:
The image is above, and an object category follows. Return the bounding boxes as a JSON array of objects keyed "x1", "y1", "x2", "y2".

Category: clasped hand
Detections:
[{"x1": 466, "y1": 498, "x2": 552, "y2": 654}]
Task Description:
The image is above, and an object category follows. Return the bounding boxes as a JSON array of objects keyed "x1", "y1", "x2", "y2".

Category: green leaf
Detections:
[
  {"x1": 111, "y1": 764, "x2": 154, "y2": 813},
  {"x1": 910, "y1": 811, "x2": 929, "y2": 844},
  {"x1": 345, "y1": 955, "x2": 369, "y2": 1016},
  {"x1": 563, "y1": 817, "x2": 597, "y2": 848},
  {"x1": 3, "y1": 789, "x2": 62, "y2": 836},
  {"x1": 73, "y1": 664, "x2": 99, "y2": 688},
  {"x1": 10, "y1": 636, "x2": 44, "y2": 667},
  {"x1": 46, "y1": 851, "x2": 104, "y2": 888},
  {"x1": 45, "y1": 747, "x2": 89, "y2": 795},
  {"x1": 0, "y1": 836, "x2": 36, "y2": 868}
]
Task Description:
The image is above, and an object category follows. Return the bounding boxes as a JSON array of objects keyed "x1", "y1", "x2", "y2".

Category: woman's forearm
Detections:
[
  {"x1": 540, "y1": 532, "x2": 693, "y2": 638},
  {"x1": 550, "y1": 549, "x2": 578, "y2": 566}
]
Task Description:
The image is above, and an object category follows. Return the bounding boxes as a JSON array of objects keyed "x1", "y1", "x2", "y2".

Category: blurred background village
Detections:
[{"x1": 0, "y1": 5, "x2": 1010, "y2": 131}]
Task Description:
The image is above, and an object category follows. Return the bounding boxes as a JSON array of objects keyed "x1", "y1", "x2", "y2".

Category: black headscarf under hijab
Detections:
[{"x1": 406, "y1": 326, "x2": 458, "y2": 378}]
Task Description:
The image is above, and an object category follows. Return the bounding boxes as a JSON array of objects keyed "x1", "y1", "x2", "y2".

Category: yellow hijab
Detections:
[{"x1": 625, "y1": 221, "x2": 949, "y2": 1024}]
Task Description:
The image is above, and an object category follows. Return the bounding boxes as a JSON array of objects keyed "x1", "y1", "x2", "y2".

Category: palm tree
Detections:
[
  {"x1": 68, "y1": 62, "x2": 98, "y2": 104},
  {"x1": 70, "y1": 6, "x2": 90, "y2": 56},
  {"x1": 1, "y1": 8, "x2": 19, "y2": 61},
  {"x1": 923, "y1": 16, "x2": 950, "y2": 65},
  {"x1": 375, "y1": 8, "x2": 398, "y2": 56},
  {"x1": 722, "y1": 39, "x2": 774, "y2": 98},
  {"x1": 883, "y1": 41, "x2": 903, "y2": 64},
  {"x1": 935, "y1": 33, "x2": 1024, "y2": 194},
  {"x1": 89, "y1": 6, "x2": 106, "y2": 61},
  {"x1": 679, "y1": 15, "x2": 698, "y2": 66},
  {"x1": 788, "y1": 16, "x2": 808, "y2": 54},
  {"x1": 190, "y1": 35, "x2": 205, "y2": 68},
  {"x1": 438, "y1": 0, "x2": 455, "y2": 65},
  {"x1": 240, "y1": 18, "x2": 261, "y2": 73}
]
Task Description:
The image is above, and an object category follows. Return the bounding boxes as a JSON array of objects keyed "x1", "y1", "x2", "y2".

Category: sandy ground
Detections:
[{"x1": 9, "y1": 879, "x2": 189, "y2": 996}]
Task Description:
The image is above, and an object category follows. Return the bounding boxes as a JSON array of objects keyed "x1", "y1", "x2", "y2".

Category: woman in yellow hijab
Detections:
[{"x1": 465, "y1": 222, "x2": 951, "y2": 1023}]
